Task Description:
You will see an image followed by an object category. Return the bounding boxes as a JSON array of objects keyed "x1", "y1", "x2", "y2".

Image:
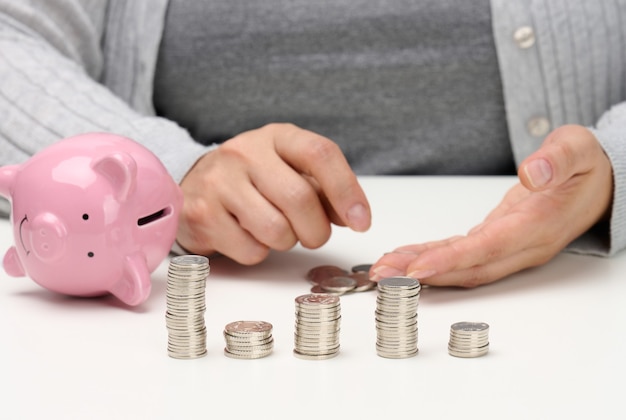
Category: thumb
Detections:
[{"x1": 518, "y1": 125, "x2": 598, "y2": 191}]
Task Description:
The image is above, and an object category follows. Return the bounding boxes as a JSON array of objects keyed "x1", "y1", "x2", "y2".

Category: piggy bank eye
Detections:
[
  {"x1": 88, "y1": 252, "x2": 94, "y2": 258},
  {"x1": 82, "y1": 214, "x2": 89, "y2": 220}
]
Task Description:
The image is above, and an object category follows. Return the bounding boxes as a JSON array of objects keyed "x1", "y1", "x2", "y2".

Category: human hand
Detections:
[
  {"x1": 177, "y1": 123, "x2": 371, "y2": 264},
  {"x1": 370, "y1": 124, "x2": 613, "y2": 287}
]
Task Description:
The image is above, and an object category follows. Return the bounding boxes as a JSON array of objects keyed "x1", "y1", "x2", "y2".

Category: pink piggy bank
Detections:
[{"x1": 0, "y1": 132, "x2": 183, "y2": 306}]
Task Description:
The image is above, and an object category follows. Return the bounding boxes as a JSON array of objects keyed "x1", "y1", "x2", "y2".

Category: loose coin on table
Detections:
[
  {"x1": 318, "y1": 276, "x2": 357, "y2": 294},
  {"x1": 306, "y1": 264, "x2": 376, "y2": 295},
  {"x1": 306, "y1": 265, "x2": 349, "y2": 285},
  {"x1": 223, "y1": 320, "x2": 274, "y2": 359},
  {"x1": 165, "y1": 255, "x2": 210, "y2": 360},
  {"x1": 448, "y1": 321, "x2": 490, "y2": 358},
  {"x1": 293, "y1": 293, "x2": 342, "y2": 360}
]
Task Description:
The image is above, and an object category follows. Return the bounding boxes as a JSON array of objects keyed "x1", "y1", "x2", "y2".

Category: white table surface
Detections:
[{"x1": 1, "y1": 176, "x2": 624, "y2": 420}]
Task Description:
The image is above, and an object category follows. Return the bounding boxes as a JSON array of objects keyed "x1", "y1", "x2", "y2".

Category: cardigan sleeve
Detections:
[
  {"x1": 0, "y1": 0, "x2": 213, "y2": 216},
  {"x1": 491, "y1": 0, "x2": 626, "y2": 257},
  {"x1": 573, "y1": 103, "x2": 626, "y2": 257}
]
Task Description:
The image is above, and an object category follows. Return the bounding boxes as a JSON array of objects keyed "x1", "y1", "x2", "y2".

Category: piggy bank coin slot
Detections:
[{"x1": 137, "y1": 206, "x2": 172, "y2": 226}]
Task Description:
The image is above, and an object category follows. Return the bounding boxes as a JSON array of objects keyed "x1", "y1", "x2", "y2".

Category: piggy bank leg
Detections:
[
  {"x1": 109, "y1": 253, "x2": 152, "y2": 306},
  {"x1": 3, "y1": 246, "x2": 25, "y2": 277}
]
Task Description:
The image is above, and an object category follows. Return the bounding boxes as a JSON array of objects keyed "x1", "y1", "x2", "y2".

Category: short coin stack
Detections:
[
  {"x1": 293, "y1": 294, "x2": 342, "y2": 360},
  {"x1": 223, "y1": 320, "x2": 274, "y2": 359},
  {"x1": 165, "y1": 255, "x2": 210, "y2": 359},
  {"x1": 375, "y1": 276, "x2": 421, "y2": 359},
  {"x1": 448, "y1": 322, "x2": 490, "y2": 358}
]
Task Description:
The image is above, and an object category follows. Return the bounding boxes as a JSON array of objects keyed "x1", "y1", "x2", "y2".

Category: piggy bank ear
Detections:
[
  {"x1": 92, "y1": 152, "x2": 137, "y2": 202},
  {"x1": 109, "y1": 253, "x2": 152, "y2": 306},
  {"x1": 0, "y1": 165, "x2": 18, "y2": 199}
]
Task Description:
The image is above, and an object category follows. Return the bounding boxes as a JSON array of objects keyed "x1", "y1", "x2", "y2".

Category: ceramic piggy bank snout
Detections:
[
  {"x1": 25, "y1": 212, "x2": 68, "y2": 262},
  {"x1": 0, "y1": 133, "x2": 183, "y2": 306}
]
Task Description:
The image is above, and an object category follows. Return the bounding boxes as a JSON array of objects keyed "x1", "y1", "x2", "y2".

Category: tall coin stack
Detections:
[
  {"x1": 375, "y1": 276, "x2": 421, "y2": 359},
  {"x1": 448, "y1": 322, "x2": 490, "y2": 358},
  {"x1": 223, "y1": 320, "x2": 274, "y2": 359},
  {"x1": 293, "y1": 294, "x2": 341, "y2": 360},
  {"x1": 165, "y1": 255, "x2": 210, "y2": 359}
]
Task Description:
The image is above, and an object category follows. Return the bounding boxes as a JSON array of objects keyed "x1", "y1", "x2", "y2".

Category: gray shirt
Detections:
[{"x1": 154, "y1": 0, "x2": 515, "y2": 175}]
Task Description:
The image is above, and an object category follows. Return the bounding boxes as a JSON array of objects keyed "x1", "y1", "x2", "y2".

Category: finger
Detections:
[
  {"x1": 402, "y1": 214, "x2": 545, "y2": 281},
  {"x1": 220, "y1": 178, "x2": 299, "y2": 251},
  {"x1": 518, "y1": 125, "x2": 600, "y2": 191},
  {"x1": 370, "y1": 252, "x2": 422, "y2": 281},
  {"x1": 247, "y1": 155, "x2": 333, "y2": 249},
  {"x1": 178, "y1": 198, "x2": 271, "y2": 265},
  {"x1": 392, "y1": 236, "x2": 465, "y2": 253},
  {"x1": 418, "y1": 245, "x2": 553, "y2": 287},
  {"x1": 370, "y1": 236, "x2": 465, "y2": 281},
  {"x1": 270, "y1": 123, "x2": 372, "y2": 232},
  {"x1": 304, "y1": 174, "x2": 345, "y2": 227}
]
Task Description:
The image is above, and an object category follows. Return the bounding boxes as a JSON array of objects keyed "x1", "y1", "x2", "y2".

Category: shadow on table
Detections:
[
  {"x1": 11, "y1": 287, "x2": 151, "y2": 313},
  {"x1": 195, "y1": 249, "x2": 348, "y2": 285}
]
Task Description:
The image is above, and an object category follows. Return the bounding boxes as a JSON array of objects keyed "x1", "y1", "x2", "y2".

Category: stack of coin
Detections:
[
  {"x1": 165, "y1": 255, "x2": 210, "y2": 359},
  {"x1": 223, "y1": 320, "x2": 274, "y2": 359},
  {"x1": 306, "y1": 264, "x2": 376, "y2": 295},
  {"x1": 448, "y1": 322, "x2": 490, "y2": 358},
  {"x1": 375, "y1": 276, "x2": 421, "y2": 359},
  {"x1": 293, "y1": 294, "x2": 341, "y2": 360}
]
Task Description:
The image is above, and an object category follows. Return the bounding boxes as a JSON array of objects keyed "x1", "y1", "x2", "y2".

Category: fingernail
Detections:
[
  {"x1": 346, "y1": 203, "x2": 369, "y2": 231},
  {"x1": 524, "y1": 158, "x2": 552, "y2": 188},
  {"x1": 388, "y1": 249, "x2": 419, "y2": 256},
  {"x1": 371, "y1": 265, "x2": 404, "y2": 280},
  {"x1": 407, "y1": 269, "x2": 437, "y2": 280}
]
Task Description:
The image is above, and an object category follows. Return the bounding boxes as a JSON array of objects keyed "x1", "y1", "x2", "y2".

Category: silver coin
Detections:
[
  {"x1": 225, "y1": 320, "x2": 273, "y2": 334},
  {"x1": 376, "y1": 340, "x2": 418, "y2": 350},
  {"x1": 224, "y1": 348, "x2": 273, "y2": 360},
  {"x1": 170, "y1": 254, "x2": 209, "y2": 266},
  {"x1": 448, "y1": 346, "x2": 489, "y2": 358},
  {"x1": 168, "y1": 350, "x2": 208, "y2": 360},
  {"x1": 294, "y1": 335, "x2": 339, "y2": 343},
  {"x1": 293, "y1": 349, "x2": 339, "y2": 360},
  {"x1": 295, "y1": 320, "x2": 342, "y2": 330},
  {"x1": 296, "y1": 305, "x2": 342, "y2": 314},
  {"x1": 378, "y1": 276, "x2": 421, "y2": 289},
  {"x1": 349, "y1": 271, "x2": 377, "y2": 292},
  {"x1": 376, "y1": 348, "x2": 418, "y2": 359},
  {"x1": 226, "y1": 341, "x2": 275, "y2": 353},
  {"x1": 451, "y1": 322, "x2": 489, "y2": 333},
  {"x1": 294, "y1": 338, "x2": 340, "y2": 348},
  {"x1": 448, "y1": 336, "x2": 489, "y2": 344},
  {"x1": 448, "y1": 334, "x2": 490, "y2": 342},
  {"x1": 295, "y1": 293, "x2": 340, "y2": 307},
  {"x1": 225, "y1": 335, "x2": 274, "y2": 345},
  {"x1": 351, "y1": 264, "x2": 372, "y2": 273}
]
